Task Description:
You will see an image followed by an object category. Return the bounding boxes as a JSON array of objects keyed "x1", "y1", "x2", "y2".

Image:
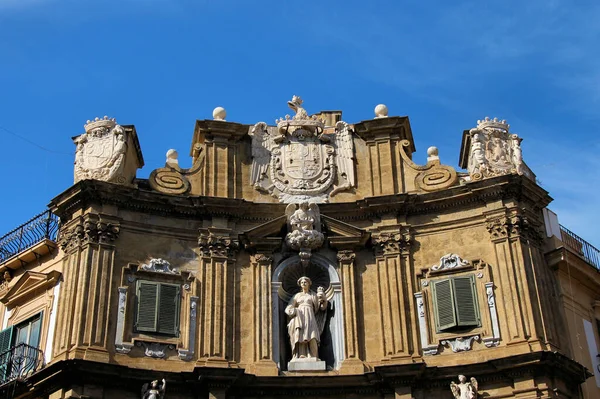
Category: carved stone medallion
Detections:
[{"x1": 250, "y1": 96, "x2": 355, "y2": 203}]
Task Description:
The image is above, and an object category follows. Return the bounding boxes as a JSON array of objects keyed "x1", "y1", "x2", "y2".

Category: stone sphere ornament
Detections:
[
  {"x1": 427, "y1": 146, "x2": 439, "y2": 157},
  {"x1": 213, "y1": 106, "x2": 227, "y2": 121},
  {"x1": 374, "y1": 104, "x2": 389, "y2": 118}
]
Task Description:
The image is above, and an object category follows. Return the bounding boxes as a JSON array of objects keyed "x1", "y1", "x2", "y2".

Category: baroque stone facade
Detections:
[{"x1": 0, "y1": 98, "x2": 597, "y2": 399}]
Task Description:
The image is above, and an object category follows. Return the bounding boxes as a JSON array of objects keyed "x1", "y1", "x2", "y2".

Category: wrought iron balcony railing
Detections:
[
  {"x1": 560, "y1": 224, "x2": 600, "y2": 270},
  {"x1": 0, "y1": 210, "x2": 59, "y2": 264},
  {"x1": 0, "y1": 343, "x2": 45, "y2": 386}
]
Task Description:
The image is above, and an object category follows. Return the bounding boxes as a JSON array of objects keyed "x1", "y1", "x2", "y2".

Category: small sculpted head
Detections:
[
  {"x1": 297, "y1": 276, "x2": 312, "y2": 291},
  {"x1": 458, "y1": 375, "x2": 466, "y2": 383}
]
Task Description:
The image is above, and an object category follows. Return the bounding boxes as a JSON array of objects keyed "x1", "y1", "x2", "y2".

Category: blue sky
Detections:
[{"x1": 0, "y1": 0, "x2": 598, "y2": 247}]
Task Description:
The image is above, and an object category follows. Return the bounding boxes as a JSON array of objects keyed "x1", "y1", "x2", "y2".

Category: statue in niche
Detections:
[
  {"x1": 141, "y1": 378, "x2": 166, "y2": 399},
  {"x1": 450, "y1": 375, "x2": 478, "y2": 399},
  {"x1": 285, "y1": 276, "x2": 328, "y2": 362},
  {"x1": 510, "y1": 134, "x2": 524, "y2": 175}
]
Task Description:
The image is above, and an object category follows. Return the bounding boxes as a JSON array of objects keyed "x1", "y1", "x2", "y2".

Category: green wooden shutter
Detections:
[
  {"x1": 0, "y1": 327, "x2": 13, "y2": 355},
  {"x1": 432, "y1": 279, "x2": 457, "y2": 331},
  {"x1": 136, "y1": 281, "x2": 159, "y2": 332},
  {"x1": 157, "y1": 284, "x2": 180, "y2": 336},
  {"x1": 453, "y1": 276, "x2": 480, "y2": 327}
]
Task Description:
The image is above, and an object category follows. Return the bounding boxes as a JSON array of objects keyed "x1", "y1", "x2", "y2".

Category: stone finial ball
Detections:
[
  {"x1": 374, "y1": 104, "x2": 388, "y2": 118},
  {"x1": 166, "y1": 149, "x2": 178, "y2": 160},
  {"x1": 213, "y1": 106, "x2": 227, "y2": 121},
  {"x1": 427, "y1": 146, "x2": 439, "y2": 157}
]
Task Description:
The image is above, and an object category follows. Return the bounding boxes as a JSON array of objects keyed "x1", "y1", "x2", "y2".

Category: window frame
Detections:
[
  {"x1": 431, "y1": 274, "x2": 481, "y2": 333},
  {"x1": 134, "y1": 280, "x2": 181, "y2": 337}
]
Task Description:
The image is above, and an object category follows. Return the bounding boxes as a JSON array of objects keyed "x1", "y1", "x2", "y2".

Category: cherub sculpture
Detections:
[
  {"x1": 450, "y1": 375, "x2": 478, "y2": 399},
  {"x1": 141, "y1": 378, "x2": 166, "y2": 399}
]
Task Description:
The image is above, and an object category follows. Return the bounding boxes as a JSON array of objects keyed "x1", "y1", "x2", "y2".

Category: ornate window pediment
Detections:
[{"x1": 0, "y1": 270, "x2": 61, "y2": 307}]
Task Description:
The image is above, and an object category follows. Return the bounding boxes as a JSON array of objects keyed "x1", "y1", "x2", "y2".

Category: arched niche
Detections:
[{"x1": 272, "y1": 254, "x2": 345, "y2": 371}]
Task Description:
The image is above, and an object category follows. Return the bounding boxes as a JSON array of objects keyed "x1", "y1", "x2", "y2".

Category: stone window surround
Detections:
[
  {"x1": 416, "y1": 256, "x2": 500, "y2": 355},
  {"x1": 116, "y1": 261, "x2": 197, "y2": 360}
]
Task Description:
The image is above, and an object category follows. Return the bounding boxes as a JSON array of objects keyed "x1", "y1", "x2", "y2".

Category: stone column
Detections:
[
  {"x1": 250, "y1": 253, "x2": 278, "y2": 375},
  {"x1": 55, "y1": 213, "x2": 120, "y2": 362},
  {"x1": 372, "y1": 228, "x2": 417, "y2": 361},
  {"x1": 336, "y1": 249, "x2": 366, "y2": 374},
  {"x1": 198, "y1": 228, "x2": 239, "y2": 366}
]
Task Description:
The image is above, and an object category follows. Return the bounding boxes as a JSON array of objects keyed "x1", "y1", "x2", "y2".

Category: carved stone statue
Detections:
[
  {"x1": 466, "y1": 117, "x2": 532, "y2": 181},
  {"x1": 141, "y1": 378, "x2": 166, "y2": 399},
  {"x1": 285, "y1": 202, "x2": 324, "y2": 266},
  {"x1": 450, "y1": 375, "x2": 478, "y2": 399},
  {"x1": 249, "y1": 96, "x2": 355, "y2": 202},
  {"x1": 285, "y1": 276, "x2": 328, "y2": 369}
]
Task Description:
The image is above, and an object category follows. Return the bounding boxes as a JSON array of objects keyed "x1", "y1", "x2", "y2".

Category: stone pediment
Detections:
[
  {"x1": 0, "y1": 270, "x2": 61, "y2": 307},
  {"x1": 240, "y1": 215, "x2": 287, "y2": 250},
  {"x1": 321, "y1": 215, "x2": 370, "y2": 249}
]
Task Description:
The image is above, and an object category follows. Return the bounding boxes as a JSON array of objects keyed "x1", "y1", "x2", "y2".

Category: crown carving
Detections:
[
  {"x1": 84, "y1": 116, "x2": 116, "y2": 133},
  {"x1": 276, "y1": 95, "x2": 324, "y2": 134},
  {"x1": 476, "y1": 116, "x2": 510, "y2": 132}
]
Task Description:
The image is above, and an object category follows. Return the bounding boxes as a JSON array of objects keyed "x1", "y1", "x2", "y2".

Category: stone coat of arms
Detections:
[
  {"x1": 250, "y1": 96, "x2": 355, "y2": 203},
  {"x1": 74, "y1": 116, "x2": 128, "y2": 184}
]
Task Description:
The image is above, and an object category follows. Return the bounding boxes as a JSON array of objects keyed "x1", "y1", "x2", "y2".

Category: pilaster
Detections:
[
  {"x1": 194, "y1": 120, "x2": 247, "y2": 198},
  {"x1": 198, "y1": 227, "x2": 239, "y2": 367},
  {"x1": 55, "y1": 213, "x2": 120, "y2": 361},
  {"x1": 371, "y1": 227, "x2": 417, "y2": 361}
]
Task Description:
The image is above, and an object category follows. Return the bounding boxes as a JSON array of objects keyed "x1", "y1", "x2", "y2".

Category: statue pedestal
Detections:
[{"x1": 288, "y1": 358, "x2": 326, "y2": 371}]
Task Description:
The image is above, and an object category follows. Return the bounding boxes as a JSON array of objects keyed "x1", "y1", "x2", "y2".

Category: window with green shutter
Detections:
[
  {"x1": 432, "y1": 275, "x2": 480, "y2": 333},
  {"x1": 135, "y1": 280, "x2": 181, "y2": 336}
]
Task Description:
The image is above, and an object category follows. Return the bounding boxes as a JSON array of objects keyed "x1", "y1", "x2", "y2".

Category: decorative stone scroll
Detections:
[
  {"x1": 74, "y1": 117, "x2": 129, "y2": 184},
  {"x1": 431, "y1": 254, "x2": 470, "y2": 272},
  {"x1": 250, "y1": 96, "x2": 356, "y2": 203},
  {"x1": 465, "y1": 117, "x2": 532, "y2": 181},
  {"x1": 149, "y1": 149, "x2": 203, "y2": 195},
  {"x1": 397, "y1": 140, "x2": 458, "y2": 193},
  {"x1": 441, "y1": 335, "x2": 480, "y2": 353},
  {"x1": 140, "y1": 258, "x2": 178, "y2": 274},
  {"x1": 285, "y1": 202, "x2": 324, "y2": 266}
]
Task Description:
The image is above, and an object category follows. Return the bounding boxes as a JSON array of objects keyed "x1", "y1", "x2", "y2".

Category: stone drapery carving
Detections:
[
  {"x1": 285, "y1": 276, "x2": 328, "y2": 370},
  {"x1": 178, "y1": 296, "x2": 199, "y2": 361},
  {"x1": 140, "y1": 258, "x2": 178, "y2": 274},
  {"x1": 450, "y1": 375, "x2": 479, "y2": 399},
  {"x1": 414, "y1": 292, "x2": 440, "y2": 355},
  {"x1": 285, "y1": 202, "x2": 324, "y2": 266},
  {"x1": 250, "y1": 96, "x2": 356, "y2": 203},
  {"x1": 466, "y1": 117, "x2": 531, "y2": 181},
  {"x1": 137, "y1": 341, "x2": 175, "y2": 358},
  {"x1": 115, "y1": 287, "x2": 133, "y2": 354},
  {"x1": 431, "y1": 254, "x2": 470, "y2": 272},
  {"x1": 74, "y1": 116, "x2": 128, "y2": 184},
  {"x1": 141, "y1": 378, "x2": 166, "y2": 399},
  {"x1": 372, "y1": 228, "x2": 411, "y2": 256},
  {"x1": 441, "y1": 335, "x2": 480, "y2": 353}
]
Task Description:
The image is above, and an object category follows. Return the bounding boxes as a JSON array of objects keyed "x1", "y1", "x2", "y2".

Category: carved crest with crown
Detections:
[
  {"x1": 465, "y1": 117, "x2": 533, "y2": 181},
  {"x1": 73, "y1": 116, "x2": 129, "y2": 184},
  {"x1": 250, "y1": 96, "x2": 355, "y2": 203}
]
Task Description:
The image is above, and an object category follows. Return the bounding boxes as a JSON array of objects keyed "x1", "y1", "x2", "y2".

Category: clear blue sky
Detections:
[{"x1": 1, "y1": 0, "x2": 598, "y2": 247}]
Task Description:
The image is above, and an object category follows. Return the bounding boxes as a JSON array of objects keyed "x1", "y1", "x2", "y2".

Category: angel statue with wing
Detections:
[
  {"x1": 450, "y1": 375, "x2": 478, "y2": 399},
  {"x1": 141, "y1": 378, "x2": 166, "y2": 399},
  {"x1": 285, "y1": 276, "x2": 328, "y2": 361}
]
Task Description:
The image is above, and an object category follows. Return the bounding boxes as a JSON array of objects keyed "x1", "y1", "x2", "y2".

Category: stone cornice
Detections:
[{"x1": 48, "y1": 175, "x2": 550, "y2": 225}]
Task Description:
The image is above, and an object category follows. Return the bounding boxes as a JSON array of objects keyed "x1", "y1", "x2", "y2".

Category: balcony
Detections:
[
  {"x1": 0, "y1": 211, "x2": 59, "y2": 270},
  {"x1": 0, "y1": 343, "x2": 45, "y2": 386},
  {"x1": 560, "y1": 224, "x2": 600, "y2": 270}
]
